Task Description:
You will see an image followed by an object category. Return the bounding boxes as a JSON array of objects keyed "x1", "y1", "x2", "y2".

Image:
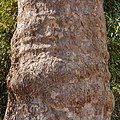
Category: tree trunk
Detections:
[{"x1": 4, "y1": 0, "x2": 114, "y2": 120}]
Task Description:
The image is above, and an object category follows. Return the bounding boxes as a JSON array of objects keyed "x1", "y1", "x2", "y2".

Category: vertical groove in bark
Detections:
[{"x1": 4, "y1": 0, "x2": 114, "y2": 120}]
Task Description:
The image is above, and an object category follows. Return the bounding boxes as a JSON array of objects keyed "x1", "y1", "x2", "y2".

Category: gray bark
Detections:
[{"x1": 4, "y1": 0, "x2": 114, "y2": 120}]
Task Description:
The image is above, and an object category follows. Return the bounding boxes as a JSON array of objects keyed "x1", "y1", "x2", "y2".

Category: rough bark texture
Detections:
[{"x1": 4, "y1": 0, "x2": 114, "y2": 120}]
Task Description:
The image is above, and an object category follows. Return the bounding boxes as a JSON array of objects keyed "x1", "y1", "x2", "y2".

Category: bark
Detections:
[{"x1": 4, "y1": 0, "x2": 114, "y2": 120}]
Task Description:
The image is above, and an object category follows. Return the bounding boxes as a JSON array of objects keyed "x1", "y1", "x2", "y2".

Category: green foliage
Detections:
[
  {"x1": 0, "y1": 0, "x2": 120, "y2": 120},
  {"x1": 104, "y1": 0, "x2": 120, "y2": 119},
  {"x1": 0, "y1": 0, "x2": 17, "y2": 119}
]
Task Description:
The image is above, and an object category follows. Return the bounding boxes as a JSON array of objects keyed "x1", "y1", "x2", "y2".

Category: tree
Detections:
[{"x1": 4, "y1": 0, "x2": 114, "y2": 120}]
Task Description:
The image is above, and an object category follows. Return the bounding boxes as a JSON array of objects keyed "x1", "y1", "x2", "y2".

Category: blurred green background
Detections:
[{"x1": 0, "y1": 0, "x2": 120, "y2": 119}]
